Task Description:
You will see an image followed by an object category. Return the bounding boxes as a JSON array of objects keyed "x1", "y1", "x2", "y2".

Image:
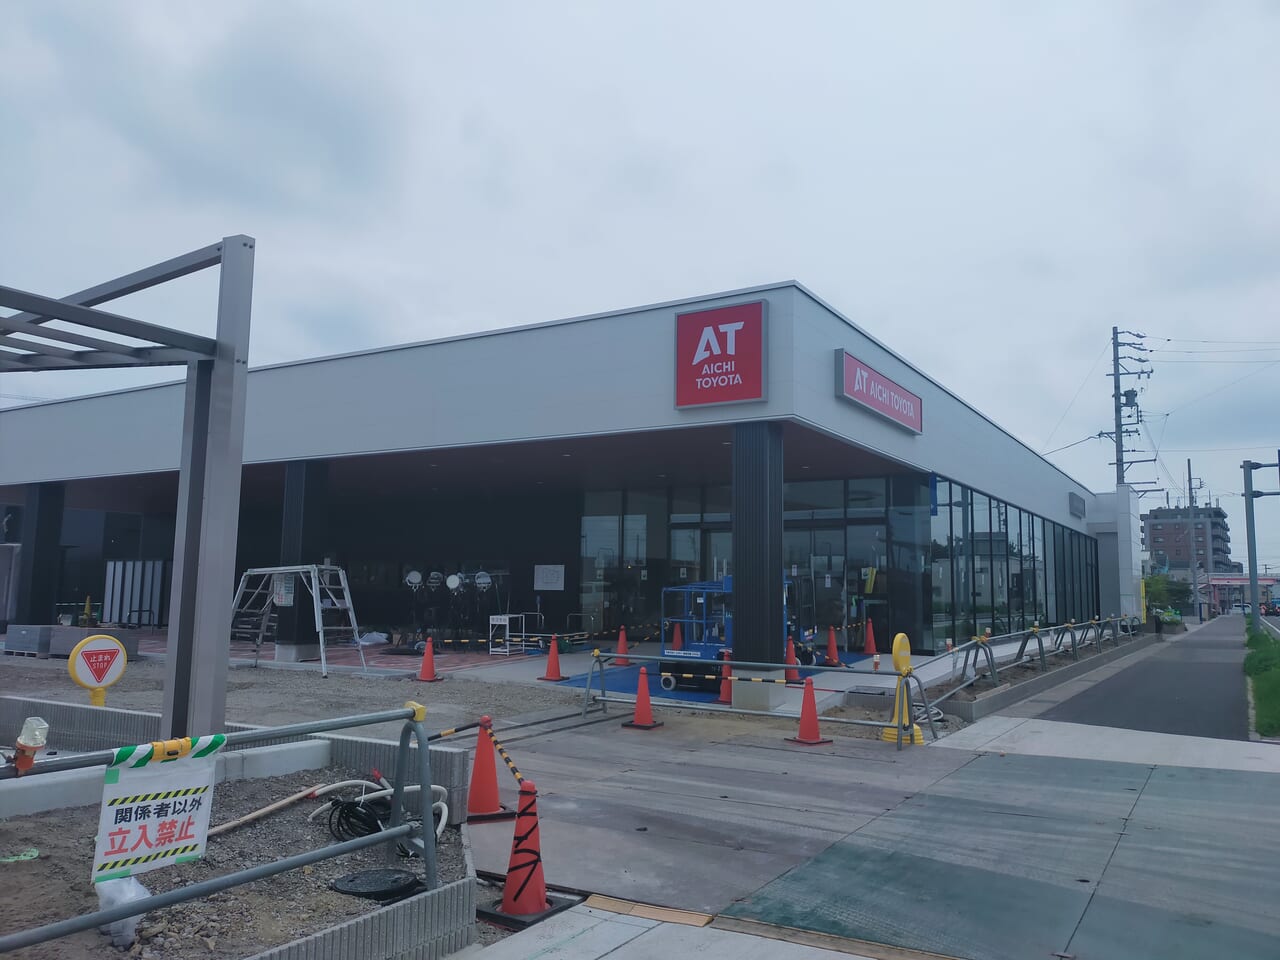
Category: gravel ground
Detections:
[
  {"x1": 0, "y1": 767, "x2": 478, "y2": 960},
  {"x1": 0, "y1": 656, "x2": 585, "y2": 740}
]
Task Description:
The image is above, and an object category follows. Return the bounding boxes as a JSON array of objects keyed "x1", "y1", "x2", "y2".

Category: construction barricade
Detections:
[{"x1": 579, "y1": 647, "x2": 941, "y2": 751}]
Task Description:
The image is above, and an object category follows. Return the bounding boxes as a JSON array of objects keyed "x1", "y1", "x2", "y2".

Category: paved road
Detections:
[{"x1": 1040, "y1": 616, "x2": 1249, "y2": 739}]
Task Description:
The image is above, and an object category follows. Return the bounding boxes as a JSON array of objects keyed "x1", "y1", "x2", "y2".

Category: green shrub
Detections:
[{"x1": 1253, "y1": 669, "x2": 1280, "y2": 738}]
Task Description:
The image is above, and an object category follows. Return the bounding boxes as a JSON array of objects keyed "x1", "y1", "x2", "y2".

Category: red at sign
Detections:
[
  {"x1": 675, "y1": 302, "x2": 766, "y2": 408},
  {"x1": 835, "y1": 350, "x2": 923, "y2": 433},
  {"x1": 82, "y1": 649, "x2": 120, "y2": 685}
]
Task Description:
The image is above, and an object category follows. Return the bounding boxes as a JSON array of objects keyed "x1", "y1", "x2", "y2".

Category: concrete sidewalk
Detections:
[
  {"x1": 1036, "y1": 614, "x2": 1250, "y2": 738},
  {"x1": 933, "y1": 715, "x2": 1280, "y2": 772},
  {"x1": 464, "y1": 661, "x2": 1280, "y2": 960}
]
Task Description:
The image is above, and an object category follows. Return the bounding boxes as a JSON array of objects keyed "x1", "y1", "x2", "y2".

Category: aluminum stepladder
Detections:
[{"x1": 229, "y1": 564, "x2": 367, "y2": 676}]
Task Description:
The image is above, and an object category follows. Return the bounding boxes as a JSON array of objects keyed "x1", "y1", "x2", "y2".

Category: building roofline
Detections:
[
  {"x1": 0, "y1": 279, "x2": 1103, "y2": 496},
  {"x1": 0, "y1": 281, "x2": 802, "y2": 412},
  {"x1": 786, "y1": 283, "x2": 1097, "y2": 497}
]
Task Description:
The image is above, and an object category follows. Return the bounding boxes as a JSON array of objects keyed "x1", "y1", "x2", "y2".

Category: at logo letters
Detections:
[{"x1": 692, "y1": 321, "x2": 745, "y2": 365}]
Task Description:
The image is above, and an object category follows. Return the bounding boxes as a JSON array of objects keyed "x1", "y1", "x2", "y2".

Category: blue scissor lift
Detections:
[{"x1": 658, "y1": 575, "x2": 793, "y2": 690}]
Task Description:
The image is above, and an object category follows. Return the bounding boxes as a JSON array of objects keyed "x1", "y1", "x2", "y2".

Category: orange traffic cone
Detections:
[
  {"x1": 539, "y1": 635, "x2": 567, "y2": 681},
  {"x1": 671, "y1": 622, "x2": 683, "y2": 651},
  {"x1": 615, "y1": 626, "x2": 631, "y2": 666},
  {"x1": 716, "y1": 649, "x2": 733, "y2": 705},
  {"x1": 467, "y1": 716, "x2": 514, "y2": 822},
  {"x1": 499, "y1": 780, "x2": 550, "y2": 916},
  {"x1": 417, "y1": 638, "x2": 443, "y2": 682},
  {"x1": 622, "y1": 667, "x2": 663, "y2": 729},
  {"x1": 785, "y1": 636, "x2": 800, "y2": 683},
  {"x1": 824, "y1": 625, "x2": 841, "y2": 666},
  {"x1": 863, "y1": 619, "x2": 877, "y2": 656},
  {"x1": 786, "y1": 677, "x2": 833, "y2": 746}
]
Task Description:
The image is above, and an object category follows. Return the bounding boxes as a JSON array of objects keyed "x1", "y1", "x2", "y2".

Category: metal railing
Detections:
[
  {"x1": 581, "y1": 649, "x2": 940, "y2": 749},
  {"x1": 0, "y1": 705, "x2": 444, "y2": 954},
  {"x1": 928, "y1": 616, "x2": 1137, "y2": 709}
]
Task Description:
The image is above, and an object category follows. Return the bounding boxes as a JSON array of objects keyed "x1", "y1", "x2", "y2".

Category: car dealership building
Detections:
[{"x1": 0, "y1": 282, "x2": 1143, "y2": 665}]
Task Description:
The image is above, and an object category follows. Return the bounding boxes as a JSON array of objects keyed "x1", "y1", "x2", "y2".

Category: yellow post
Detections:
[{"x1": 880, "y1": 632, "x2": 924, "y2": 744}]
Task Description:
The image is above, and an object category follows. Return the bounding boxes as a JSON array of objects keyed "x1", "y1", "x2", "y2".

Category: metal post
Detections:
[
  {"x1": 388, "y1": 719, "x2": 439, "y2": 888},
  {"x1": 1244, "y1": 461, "x2": 1261, "y2": 634},
  {"x1": 1187, "y1": 459, "x2": 1202, "y2": 624},
  {"x1": 162, "y1": 236, "x2": 254, "y2": 738},
  {"x1": 1112, "y1": 327, "x2": 1125, "y2": 486}
]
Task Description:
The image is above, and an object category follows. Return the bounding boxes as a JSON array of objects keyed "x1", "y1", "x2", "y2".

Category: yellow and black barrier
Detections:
[{"x1": 486, "y1": 726, "x2": 525, "y2": 784}]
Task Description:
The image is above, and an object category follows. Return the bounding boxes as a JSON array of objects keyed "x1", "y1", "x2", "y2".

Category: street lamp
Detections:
[{"x1": 1242, "y1": 452, "x2": 1280, "y2": 634}]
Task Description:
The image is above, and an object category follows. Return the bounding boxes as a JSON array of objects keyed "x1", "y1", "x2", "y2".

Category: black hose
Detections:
[{"x1": 327, "y1": 797, "x2": 392, "y2": 842}]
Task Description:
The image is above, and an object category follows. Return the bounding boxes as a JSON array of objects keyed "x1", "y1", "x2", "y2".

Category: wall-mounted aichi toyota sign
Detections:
[
  {"x1": 835, "y1": 349, "x2": 923, "y2": 433},
  {"x1": 675, "y1": 301, "x2": 766, "y2": 408}
]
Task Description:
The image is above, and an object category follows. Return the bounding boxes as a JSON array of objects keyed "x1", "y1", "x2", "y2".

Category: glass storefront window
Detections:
[
  {"x1": 970, "y1": 492, "x2": 992, "y2": 635},
  {"x1": 847, "y1": 479, "x2": 887, "y2": 519},
  {"x1": 653, "y1": 477, "x2": 1098, "y2": 651},
  {"x1": 670, "y1": 528, "x2": 699, "y2": 583},
  {"x1": 580, "y1": 491, "x2": 621, "y2": 633},
  {"x1": 929, "y1": 480, "x2": 955, "y2": 649},
  {"x1": 952, "y1": 487, "x2": 975, "y2": 640},
  {"x1": 703, "y1": 486, "x2": 731, "y2": 524},
  {"x1": 1054, "y1": 524, "x2": 1069, "y2": 622},
  {"x1": 1009, "y1": 508, "x2": 1025, "y2": 633},
  {"x1": 889, "y1": 475, "x2": 930, "y2": 651},
  {"x1": 785, "y1": 481, "x2": 844, "y2": 521},
  {"x1": 1033, "y1": 517, "x2": 1048, "y2": 625},
  {"x1": 619, "y1": 489, "x2": 667, "y2": 625},
  {"x1": 990, "y1": 501, "x2": 1010, "y2": 635},
  {"x1": 671, "y1": 487, "x2": 700, "y2": 524}
]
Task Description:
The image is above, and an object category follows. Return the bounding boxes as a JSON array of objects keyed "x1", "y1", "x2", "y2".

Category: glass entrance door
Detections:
[
  {"x1": 782, "y1": 526, "x2": 847, "y2": 643},
  {"x1": 847, "y1": 523, "x2": 889, "y2": 653}
]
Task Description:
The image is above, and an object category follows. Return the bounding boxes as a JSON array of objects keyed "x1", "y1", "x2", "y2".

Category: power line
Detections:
[
  {"x1": 1159, "y1": 445, "x2": 1280, "y2": 453},
  {"x1": 1044, "y1": 434, "x2": 1103, "y2": 457},
  {"x1": 1149, "y1": 358, "x2": 1280, "y2": 364},
  {"x1": 1149, "y1": 347, "x2": 1280, "y2": 354},
  {"x1": 1157, "y1": 336, "x2": 1280, "y2": 345},
  {"x1": 1042, "y1": 341, "x2": 1110, "y2": 451},
  {"x1": 1162, "y1": 359, "x2": 1280, "y2": 414},
  {"x1": 1141, "y1": 420, "x2": 1186, "y2": 499}
]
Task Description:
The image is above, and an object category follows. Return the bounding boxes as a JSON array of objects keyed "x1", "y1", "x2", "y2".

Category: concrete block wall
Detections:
[{"x1": 246, "y1": 877, "x2": 475, "y2": 960}]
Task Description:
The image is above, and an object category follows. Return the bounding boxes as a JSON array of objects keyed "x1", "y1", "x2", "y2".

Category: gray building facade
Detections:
[{"x1": 0, "y1": 283, "x2": 1138, "y2": 658}]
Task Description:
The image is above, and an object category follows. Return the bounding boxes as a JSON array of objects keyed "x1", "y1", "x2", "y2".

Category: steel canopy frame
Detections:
[{"x1": 0, "y1": 236, "x2": 255, "y2": 739}]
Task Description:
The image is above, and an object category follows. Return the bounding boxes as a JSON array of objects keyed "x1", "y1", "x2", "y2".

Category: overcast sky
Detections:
[{"x1": 3, "y1": 2, "x2": 1279, "y2": 573}]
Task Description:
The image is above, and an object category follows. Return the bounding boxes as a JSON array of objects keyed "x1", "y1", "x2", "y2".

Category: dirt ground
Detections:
[{"x1": 0, "y1": 767, "x2": 478, "y2": 960}]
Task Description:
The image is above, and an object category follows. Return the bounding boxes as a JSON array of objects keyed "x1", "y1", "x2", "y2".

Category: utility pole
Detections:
[
  {"x1": 1108, "y1": 328, "x2": 1151, "y2": 486},
  {"x1": 1242, "y1": 452, "x2": 1280, "y2": 634},
  {"x1": 1112, "y1": 327, "x2": 1124, "y2": 486},
  {"x1": 1206, "y1": 487, "x2": 1216, "y2": 615},
  {"x1": 1187, "y1": 459, "x2": 1202, "y2": 624}
]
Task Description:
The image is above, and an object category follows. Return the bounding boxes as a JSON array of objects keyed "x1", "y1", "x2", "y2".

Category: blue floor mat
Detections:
[{"x1": 558, "y1": 650, "x2": 873, "y2": 704}]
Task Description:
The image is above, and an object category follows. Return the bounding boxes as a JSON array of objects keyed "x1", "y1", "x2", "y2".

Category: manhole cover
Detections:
[{"x1": 332, "y1": 869, "x2": 421, "y2": 901}]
